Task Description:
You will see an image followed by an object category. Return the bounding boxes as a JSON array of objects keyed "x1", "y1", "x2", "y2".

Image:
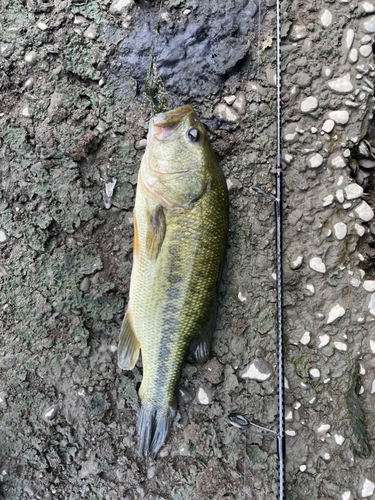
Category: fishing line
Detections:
[{"x1": 227, "y1": 0, "x2": 285, "y2": 498}]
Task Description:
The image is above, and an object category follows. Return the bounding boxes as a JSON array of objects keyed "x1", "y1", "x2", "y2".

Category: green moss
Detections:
[{"x1": 62, "y1": 34, "x2": 101, "y2": 80}]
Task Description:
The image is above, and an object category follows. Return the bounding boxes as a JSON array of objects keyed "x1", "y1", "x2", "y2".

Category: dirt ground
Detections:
[{"x1": 1, "y1": 0, "x2": 375, "y2": 499}]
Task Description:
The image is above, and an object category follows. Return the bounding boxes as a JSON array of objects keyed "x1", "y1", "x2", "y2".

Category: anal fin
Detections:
[
  {"x1": 145, "y1": 205, "x2": 166, "y2": 261},
  {"x1": 118, "y1": 310, "x2": 140, "y2": 370}
]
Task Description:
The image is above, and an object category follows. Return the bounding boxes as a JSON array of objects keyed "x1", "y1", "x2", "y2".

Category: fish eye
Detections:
[{"x1": 187, "y1": 128, "x2": 199, "y2": 142}]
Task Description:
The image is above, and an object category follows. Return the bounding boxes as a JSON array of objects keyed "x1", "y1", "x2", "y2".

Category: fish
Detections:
[{"x1": 117, "y1": 105, "x2": 229, "y2": 458}]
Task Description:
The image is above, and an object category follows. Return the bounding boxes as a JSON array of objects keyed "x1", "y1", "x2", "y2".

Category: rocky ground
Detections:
[{"x1": 1, "y1": 0, "x2": 375, "y2": 499}]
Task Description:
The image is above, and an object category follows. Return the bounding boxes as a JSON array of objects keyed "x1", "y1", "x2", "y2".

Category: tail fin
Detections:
[{"x1": 137, "y1": 400, "x2": 176, "y2": 459}]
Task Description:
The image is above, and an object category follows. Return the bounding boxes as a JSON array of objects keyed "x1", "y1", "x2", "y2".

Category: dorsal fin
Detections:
[{"x1": 145, "y1": 205, "x2": 166, "y2": 261}]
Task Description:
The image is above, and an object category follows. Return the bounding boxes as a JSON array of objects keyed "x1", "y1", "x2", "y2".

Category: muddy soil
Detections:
[{"x1": 1, "y1": 0, "x2": 375, "y2": 499}]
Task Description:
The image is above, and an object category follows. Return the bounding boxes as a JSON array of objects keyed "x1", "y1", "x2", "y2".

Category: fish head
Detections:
[{"x1": 140, "y1": 106, "x2": 216, "y2": 210}]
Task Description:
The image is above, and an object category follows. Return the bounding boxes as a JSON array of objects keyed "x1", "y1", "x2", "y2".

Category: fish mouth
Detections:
[{"x1": 150, "y1": 106, "x2": 198, "y2": 142}]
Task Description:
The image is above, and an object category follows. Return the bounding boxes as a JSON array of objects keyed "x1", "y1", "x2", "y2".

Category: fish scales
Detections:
[{"x1": 118, "y1": 105, "x2": 228, "y2": 458}]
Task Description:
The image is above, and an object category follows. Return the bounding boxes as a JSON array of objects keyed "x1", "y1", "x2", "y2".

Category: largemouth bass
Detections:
[{"x1": 118, "y1": 105, "x2": 229, "y2": 458}]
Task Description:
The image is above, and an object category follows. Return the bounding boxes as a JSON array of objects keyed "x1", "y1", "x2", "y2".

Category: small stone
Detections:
[
  {"x1": 135, "y1": 139, "x2": 147, "y2": 149},
  {"x1": 110, "y1": 0, "x2": 134, "y2": 14},
  {"x1": 0, "y1": 229, "x2": 8, "y2": 243},
  {"x1": 334, "y1": 341, "x2": 348, "y2": 351},
  {"x1": 354, "y1": 201, "x2": 374, "y2": 221},
  {"x1": 328, "y1": 153, "x2": 346, "y2": 169},
  {"x1": 224, "y1": 95, "x2": 236, "y2": 105},
  {"x1": 178, "y1": 443, "x2": 189, "y2": 456},
  {"x1": 196, "y1": 386, "x2": 212, "y2": 405},
  {"x1": 348, "y1": 48, "x2": 358, "y2": 64},
  {"x1": 301, "y1": 96, "x2": 319, "y2": 113},
  {"x1": 309, "y1": 368, "x2": 320, "y2": 379},
  {"x1": 233, "y1": 91, "x2": 246, "y2": 114},
  {"x1": 361, "y1": 35, "x2": 372, "y2": 44},
  {"x1": 74, "y1": 15, "x2": 88, "y2": 24},
  {"x1": 25, "y1": 51, "x2": 37, "y2": 67},
  {"x1": 343, "y1": 29, "x2": 355, "y2": 51},
  {"x1": 371, "y1": 339, "x2": 375, "y2": 352},
  {"x1": 22, "y1": 105, "x2": 33, "y2": 118},
  {"x1": 363, "y1": 281, "x2": 375, "y2": 292},
  {"x1": 286, "y1": 430, "x2": 296, "y2": 436},
  {"x1": 361, "y1": 1, "x2": 375, "y2": 13},
  {"x1": 183, "y1": 8, "x2": 191, "y2": 15},
  {"x1": 344, "y1": 183, "x2": 363, "y2": 200},
  {"x1": 266, "y1": 68, "x2": 277, "y2": 87},
  {"x1": 43, "y1": 405, "x2": 58, "y2": 422},
  {"x1": 322, "y1": 67, "x2": 332, "y2": 79},
  {"x1": 300, "y1": 332, "x2": 311, "y2": 345},
  {"x1": 307, "y1": 153, "x2": 323, "y2": 169},
  {"x1": 322, "y1": 119, "x2": 335, "y2": 133},
  {"x1": 241, "y1": 359, "x2": 273, "y2": 382},
  {"x1": 37, "y1": 22, "x2": 48, "y2": 30},
  {"x1": 372, "y1": 381, "x2": 375, "y2": 393},
  {"x1": 328, "y1": 110, "x2": 350, "y2": 125},
  {"x1": 1, "y1": 43, "x2": 13, "y2": 58},
  {"x1": 0, "y1": 265, "x2": 10, "y2": 277},
  {"x1": 84, "y1": 24, "x2": 97, "y2": 39},
  {"x1": 336, "y1": 189, "x2": 344, "y2": 203},
  {"x1": 323, "y1": 194, "x2": 334, "y2": 206},
  {"x1": 334, "y1": 222, "x2": 347, "y2": 240},
  {"x1": 290, "y1": 25, "x2": 308, "y2": 41},
  {"x1": 360, "y1": 45, "x2": 372, "y2": 58},
  {"x1": 359, "y1": 478, "x2": 375, "y2": 498},
  {"x1": 362, "y1": 16, "x2": 375, "y2": 33},
  {"x1": 311, "y1": 127, "x2": 317, "y2": 134},
  {"x1": 334, "y1": 434, "x2": 345, "y2": 445},
  {"x1": 290, "y1": 255, "x2": 303, "y2": 269},
  {"x1": 299, "y1": 465, "x2": 307, "y2": 472},
  {"x1": 351, "y1": 278, "x2": 361, "y2": 288},
  {"x1": 318, "y1": 335, "x2": 330, "y2": 348},
  {"x1": 327, "y1": 304, "x2": 346, "y2": 324},
  {"x1": 341, "y1": 492, "x2": 351, "y2": 500},
  {"x1": 238, "y1": 288, "x2": 248, "y2": 304},
  {"x1": 25, "y1": 77, "x2": 34, "y2": 90},
  {"x1": 306, "y1": 284, "x2": 315, "y2": 294},
  {"x1": 80, "y1": 277, "x2": 90, "y2": 292},
  {"x1": 320, "y1": 9, "x2": 333, "y2": 27},
  {"x1": 214, "y1": 103, "x2": 239, "y2": 123},
  {"x1": 327, "y1": 73, "x2": 353, "y2": 94},
  {"x1": 355, "y1": 223, "x2": 365, "y2": 236},
  {"x1": 322, "y1": 452, "x2": 331, "y2": 461},
  {"x1": 310, "y1": 257, "x2": 326, "y2": 273}
]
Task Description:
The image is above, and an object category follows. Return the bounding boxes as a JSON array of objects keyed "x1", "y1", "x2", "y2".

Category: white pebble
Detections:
[
  {"x1": 214, "y1": 103, "x2": 239, "y2": 123},
  {"x1": 351, "y1": 278, "x2": 361, "y2": 288},
  {"x1": 322, "y1": 452, "x2": 331, "y2": 461},
  {"x1": 291, "y1": 255, "x2": 303, "y2": 269},
  {"x1": 327, "y1": 304, "x2": 346, "y2": 324},
  {"x1": 344, "y1": 183, "x2": 364, "y2": 200},
  {"x1": 285, "y1": 409, "x2": 293, "y2": 421},
  {"x1": 370, "y1": 339, "x2": 375, "y2": 353},
  {"x1": 328, "y1": 110, "x2": 350, "y2": 124},
  {"x1": 343, "y1": 29, "x2": 355, "y2": 51},
  {"x1": 323, "y1": 194, "x2": 334, "y2": 206},
  {"x1": 341, "y1": 492, "x2": 351, "y2": 500},
  {"x1": 371, "y1": 380, "x2": 375, "y2": 393},
  {"x1": 301, "y1": 96, "x2": 319, "y2": 113},
  {"x1": 355, "y1": 223, "x2": 365, "y2": 236},
  {"x1": 241, "y1": 359, "x2": 272, "y2": 381},
  {"x1": 334, "y1": 341, "x2": 348, "y2": 351},
  {"x1": 360, "y1": 478, "x2": 375, "y2": 498},
  {"x1": 320, "y1": 9, "x2": 333, "y2": 27},
  {"x1": 336, "y1": 189, "x2": 344, "y2": 203},
  {"x1": 37, "y1": 22, "x2": 48, "y2": 30},
  {"x1": 322, "y1": 119, "x2": 335, "y2": 133},
  {"x1": 299, "y1": 465, "x2": 307, "y2": 472},
  {"x1": 362, "y1": 16, "x2": 375, "y2": 33},
  {"x1": 329, "y1": 154, "x2": 346, "y2": 169},
  {"x1": 363, "y1": 281, "x2": 375, "y2": 292},
  {"x1": 317, "y1": 423, "x2": 331, "y2": 434},
  {"x1": 349, "y1": 48, "x2": 358, "y2": 63},
  {"x1": 197, "y1": 387, "x2": 211, "y2": 405},
  {"x1": 286, "y1": 430, "x2": 296, "y2": 436},
  {"x1": 334, "y1": 222, "x2": 347, "y2": 240},
  {"x1": 327, "y1": 73, "x2": 354, "y2": 94},
  {"x1": 310, "y1": 257, "x2": 326, "y2": 273},
  {"x1": 309, "y1": 368, "x2": 320, "y2": 379},
  {"x1": 0, "y1": 230, "x2": 7, "y2": 243},
  {"x1": 311, "y1": 127, "x2": 318, "y2": 134},
  {"x1": 335, "y1": 434, "x2": 345, "y2": 445},
  {"x1": 318, "y1": 335, "x2": 330, "y2": 348},
  {"x1": 306, "y1": 284, "x2": 315, "y2": 294},
  {"x1": 300, "y1": 332, "x2": 311, "y2": 345},
  {"x1": 307, "y1": 153, "x2": 323, "y2": 169},
  {"x1": 224, "y1": 95, "x2": 236, "y2": 105},
  {"x1": 360, "y1": 45, "x2": 373, "y2": 58},
  {"x1": 354, "y1": 201, "x2": 374, "y2": 221}
]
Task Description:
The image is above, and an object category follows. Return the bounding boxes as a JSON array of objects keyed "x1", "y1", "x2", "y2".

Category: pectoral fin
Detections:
[
  {"x1": 118, "y1": 311, "x2": 140, "y2": 370},
  {"x1": 145, "y1": 205, "x2": 166, "y2": 260}
]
